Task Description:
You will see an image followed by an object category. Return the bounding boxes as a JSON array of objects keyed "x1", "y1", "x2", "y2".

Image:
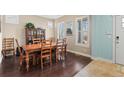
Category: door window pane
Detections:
[
  {"x1": 78, "y1": 32, "x2": 81, "y2": 43},
  {"x1": 83, "y1": 32, "x2": 88, "y2": 44},
  {"x1": 122, "y1": 18, "x2": 124, "y2": 28},
  {"x1": 82, "y1": 17, "x2": 88, "y2": 31},
  {"x1": 77, "y1": 20, "x2": 82, "y2": 43},
  {"x1": 78, "y1": 20, "x2": 81, "y2": 31}
]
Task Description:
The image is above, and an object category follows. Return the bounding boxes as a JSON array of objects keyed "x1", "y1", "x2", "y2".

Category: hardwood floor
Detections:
[{"x1": 0, "y1": 52, "x2": 92, "y2": 77}]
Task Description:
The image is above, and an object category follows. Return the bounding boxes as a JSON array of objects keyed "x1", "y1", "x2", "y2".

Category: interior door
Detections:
[{"x1": 115, "y1": 16, "x2": 124, "y2": 65}]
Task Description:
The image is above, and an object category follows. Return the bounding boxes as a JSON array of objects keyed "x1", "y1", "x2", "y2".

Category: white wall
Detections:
[
  {"x1": 2, "y1": 15, "x2": 55, "y2": 48},
  {"x1": 0, "y1": 15, "x2": 2, "y2": 63},
  {"x1": 55, "y1": 15, "x2": 91, "y2": 55},
  {"x1": 0, "y1": 33, "x2": 2, "y2": 63}
]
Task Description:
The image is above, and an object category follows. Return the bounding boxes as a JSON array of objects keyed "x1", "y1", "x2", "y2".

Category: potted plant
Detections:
[{"x1": 25, "y1": 22, "x2": 35, "y2": 30}]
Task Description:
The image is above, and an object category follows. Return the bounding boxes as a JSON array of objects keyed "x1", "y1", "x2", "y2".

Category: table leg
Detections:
[
  {"x1": 19, "y1": 56, "x2": 23, "y2": 66},
  {"x1": 25, "y1": 52, "x2": 29, "y2": 71}
]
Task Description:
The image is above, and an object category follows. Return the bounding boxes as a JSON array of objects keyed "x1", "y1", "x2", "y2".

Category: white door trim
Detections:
[
  {"x1": 112, "y1": 15, "x2": 116, "y2": 64},
  {"x1": 113, "y1": 15, "x2": 124, "y2": 65}
]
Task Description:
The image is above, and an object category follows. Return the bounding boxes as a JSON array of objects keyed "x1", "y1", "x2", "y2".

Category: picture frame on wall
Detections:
[{"x1": 66, "y1": 21, "x2": 73, "y2": 36}]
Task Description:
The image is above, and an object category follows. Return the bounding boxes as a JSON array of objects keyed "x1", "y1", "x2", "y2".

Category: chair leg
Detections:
[
  {"x1": 19, "y1": 57, "x2": 23, "y2": 66},
  {"x1": 61, "y1": 51, "x2": 63, "y2": 60},
  {"x1": 41, "y1": 58, "x2": 43, "y2": 70},
  {"x1": 56, "y1": 51, "x2": 58, "y2": 63},
  {"x1": 5, "y1": 51, "x2": 6, "y2": 58},
  {"x1": 2, "y1": 51, "x2": 5, "y2": 59},
  {"x1": 65, "y1": 46, "x2": 67, "y2": 55},
  {"x1": 13, "y1": 50, "x2": 15, "y2": 56},
  {"x1": 18, "y1": 59, "x2": 22, "y2": 71},
  {"x1": 63, "y1": 50, "x2": 66, "y2": 61},
  {"x1": 37, "y1": 56, "x2": 39, "y2": 65},
  {"x1": 13, "y1": 50, "x2": 16, "y2": 60},
  {"x1": 50, "y1": 56, "x2": 52, "y2": 66},
  {"x1": 33, "y1": 55, "x2": 35, "y2": 65},
  {"x1": 65, "y1": 50, "x2": 67, "y2": 60}
]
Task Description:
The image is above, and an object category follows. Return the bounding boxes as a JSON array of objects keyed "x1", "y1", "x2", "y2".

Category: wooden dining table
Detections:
[{"x1": 23, "y1": 42, "x2": 57, "y2": 71}]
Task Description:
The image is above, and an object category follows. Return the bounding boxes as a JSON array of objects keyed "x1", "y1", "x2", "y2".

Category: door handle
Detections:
[
  {"x1": 116, "y1": 36, "x2": 119, "y2": 40},
  {"x1": 116, "y1": 36, "x2": 120, "y2": 44}
]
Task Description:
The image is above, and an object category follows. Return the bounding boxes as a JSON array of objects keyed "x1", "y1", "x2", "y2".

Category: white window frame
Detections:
[{"x1": 75, "y1": 16, "x2": 90, "y2": 47}]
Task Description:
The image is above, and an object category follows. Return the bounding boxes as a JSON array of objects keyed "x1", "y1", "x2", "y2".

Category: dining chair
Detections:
[
  {"x1": 2, "y1": 38, "x2": 15, "y2": 58},
  {"x1": 40, "y1": 40, "x2": 52, "y2": 70},
  {"x1": 63, "y1": 38, "x2": 67, "y2": 57},
  {"x1": 48, "y1": 37, "x2": 55, "y2": 42},
  {"x1": 32, "y1": 38, "x2": 42, "y2": 65},
  {"x1": 15, "y1": 39, "x2": 35, "y2": 69},
  {"x1": 56, "y1": 39, "x2": 65, "y2": 63},
  {"x1": 32, "y1": 38, "x2": 41, "y2": 44}
]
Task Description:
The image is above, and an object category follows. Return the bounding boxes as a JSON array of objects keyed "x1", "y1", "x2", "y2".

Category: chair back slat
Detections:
[
  {"x1": 2, "y1": 38, "x2": 14, "y2": 50},
  {"x1": 56, "y1": 39, "x2": 64, "y2": 50},
  {"x1": 41, "y1": 40, "x2": 52, "y2": 56},
  {"x1": 56, "y1": 38, "x2": 67, "y2": 63},
  {"x1": 32, "y1": 38, "x2": 41, "y2": 44}
]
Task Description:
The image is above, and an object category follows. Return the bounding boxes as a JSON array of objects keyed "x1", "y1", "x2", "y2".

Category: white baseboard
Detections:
[
  {"x1": 67, "y1": 49, "x2": 113, "y2": 63},
  {"x1": 91, "y1": 57, "x2": 113, "y2": 63},
  {"x1": 67, "y1": 50, "x2": 91, "y2": 58}
]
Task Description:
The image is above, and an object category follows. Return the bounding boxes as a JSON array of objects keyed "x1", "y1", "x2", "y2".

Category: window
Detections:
[
  {"x1": 77, "y1": 19, "x2": 82, "y2": 43},
  {"x1": 48, "y1": 21, "x2": 53, "y2": 29},
  {"x1": 76, "y1": 16, "x2": 89, "y2": 47},
  {"x1": 121, "y1": 17, "x2": 124, "y2": 28},
  {"x1": 66, "y1": 21, "x2": 73, "y2": 36},
  {"x1": 5, "y1": 15, "x2": 19, "y2": 24},
  {"x1": 57, "y1": 22, "x2": 65, "y2": 39}
]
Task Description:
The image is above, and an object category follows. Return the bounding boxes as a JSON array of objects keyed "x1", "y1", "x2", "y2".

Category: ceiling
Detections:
[{"x1": 40, "y1": 15, "x2": 63, "y2": 19}]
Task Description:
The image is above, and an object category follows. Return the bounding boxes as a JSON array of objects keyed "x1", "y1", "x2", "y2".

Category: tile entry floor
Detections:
[{"x1": 75, "y1": 60, "x2": 124, "y2": 77}]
